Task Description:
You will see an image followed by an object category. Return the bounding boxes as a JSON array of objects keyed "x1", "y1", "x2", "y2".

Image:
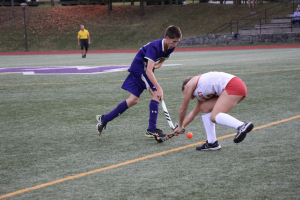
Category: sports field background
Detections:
[{"x1": 0, "y1": 47, "x2": 300, "y2": 199}]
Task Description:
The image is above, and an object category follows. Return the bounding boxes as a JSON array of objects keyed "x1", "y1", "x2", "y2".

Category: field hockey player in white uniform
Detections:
[{"x1": 173, "y1": 71, "x2": 254, "y2": 150}]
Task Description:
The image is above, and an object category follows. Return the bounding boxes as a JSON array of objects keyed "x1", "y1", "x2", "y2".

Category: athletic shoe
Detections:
[
  {"x1": 145, "y1": 131, "x2": 155, "y2": 138},
  {"x1": 96, "y1": 115, "x2": 107, "y2": 136},
  {"x1": 196, "y1": 140, "x2": 221, "y2": 151},
  {"x1": 82, "y1": 55, "x2": 84, "y2": 58},
  {"x1": 83, "y1": 54, "x2": 86, "y2": 58},
  {"x1": 145, "y1": 128, "x2": 166, "y2": 138},
  {"x1": 234, "y1": 122, "x2": 254, "y2": 143}
]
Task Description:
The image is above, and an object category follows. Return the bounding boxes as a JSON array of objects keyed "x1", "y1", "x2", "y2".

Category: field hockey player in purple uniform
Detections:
[{"x1": 96, "y1": 25, "x2": 182, "y2": 138}]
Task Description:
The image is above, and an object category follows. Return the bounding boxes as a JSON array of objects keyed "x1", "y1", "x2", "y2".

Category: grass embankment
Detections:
[{"x1": 0, "y1": 2, "x2": 292, "y2": 51}]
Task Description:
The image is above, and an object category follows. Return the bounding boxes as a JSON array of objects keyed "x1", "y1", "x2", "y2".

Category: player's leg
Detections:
[
  {"x1": 96, "y1": 94, "x2": 138, "y2": 136},
  {"x1": 105, "y1": 94, "x2": 138, "y2": 121},
  {"x1": 210, "y1": 90, "x2": 243, "y2": 124},
  {"x1": 145, "y1": 89, "x2": 166, "y2": 138},
  {"x1": 195, "y1": 97, "x2": 221, "y2": 151},
  {"x1": 210, "y1": 78, "x2": 253, "y2": 143},
  {"x1": 84, "y1": 40, "x2": 89, "y2": 57},
  {"x1": 139, "y1": 74, "x2": 166, "y2": 138},
  {"x1": 96, "y1": 73, "x2": 143, "y2": 136},
  {"x1": 149, "y1": 88, "x2": 160, "y2": 131},
  {"x1": 80, "y1": 40, "x2": 85, "y2": 58}
]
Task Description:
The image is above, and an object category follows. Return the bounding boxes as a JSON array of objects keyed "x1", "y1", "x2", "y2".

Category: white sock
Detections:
[
  {"x1": 202, "y1": 113, "x2": 216, "y2": 143},
  {"x1": 215, "y1": 113, "x2": 244, "y2": 129}
]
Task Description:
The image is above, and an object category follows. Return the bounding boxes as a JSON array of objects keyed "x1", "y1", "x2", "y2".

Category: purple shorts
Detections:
[{"x1": 121, "y1": 73, "x2": 156, "y2": 98}]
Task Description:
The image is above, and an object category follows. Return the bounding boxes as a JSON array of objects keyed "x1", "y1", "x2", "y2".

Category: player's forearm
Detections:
[
  {"x1": 154, "y1": 62, "x2": 163, "y2": 69},
  {"x1": 146, "y1": 68, "x2": 161, "y2": 90},
  {"x1": 178, "y1": 107, "x2": 187, "y2": 128},
  {"x1": 154, "y1": 59, "x2": 165, "y2": 69},
  {"x1": 182, "y1": 111, "x2": 197, "y2": 128}
]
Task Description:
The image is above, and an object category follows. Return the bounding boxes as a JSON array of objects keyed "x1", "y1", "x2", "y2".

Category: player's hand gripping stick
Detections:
[
  {"x1": 155, "y1": 126, "x2": 185, "y2": 143},
  {"x1": 155, "y1": 100, "x2": 185, "y2": 143}
]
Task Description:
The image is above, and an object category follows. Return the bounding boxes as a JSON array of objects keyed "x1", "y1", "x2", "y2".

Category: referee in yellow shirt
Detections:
[{"x1": 78, "y1": 25, "x2": 90, "y2": 58}]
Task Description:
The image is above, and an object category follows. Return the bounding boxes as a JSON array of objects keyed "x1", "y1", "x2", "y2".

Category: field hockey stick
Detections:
[
  {"x1": 161, "y1": 100, "x2": 175, "y2": 130},
  {"x1": 155, "y1": 124, "x2": 185, "y2": 143},
  {"x1": 155, "y1": 100, "x2": 185, "y2": 143}
]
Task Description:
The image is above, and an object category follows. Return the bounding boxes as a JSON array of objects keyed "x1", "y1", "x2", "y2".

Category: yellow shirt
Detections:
[{"x1": 78, "y1": 29, "x2": 89, "y2": 39}]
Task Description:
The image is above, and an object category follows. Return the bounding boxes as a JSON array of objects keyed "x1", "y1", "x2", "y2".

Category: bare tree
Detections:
[
  {"x1": 108, "y1": 0, "x2": 112, "y2": 10},
  {"x1": 248, "y1": 0, "x2": 262, "y2": 10},
  {"x1": 247, "y1": 0, "x2": 252, "y2": 9},
  {"x1": 140, "y1": 0, "x2": 145, "y2": 16},
  {"x1": 11, "y1": 0, "x2": 15, "y2": 22},
  {"x1": 248, "y1": 0, "x2": 258, "y2": 10},
  {"x1": 233, "y1": 0, "x2": 239, "y2": 7},
  {"x1": 107, "y1": 0, "x2": 112, "y2": 15},
  {"x1": 254, "y1": 0, "x2": 258, "y2": 9}
]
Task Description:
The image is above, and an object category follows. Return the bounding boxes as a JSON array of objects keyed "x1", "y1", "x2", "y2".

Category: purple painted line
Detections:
[
  {"x1": 0, "y1": 66, "x2": 130, "y2": 75},
  {"x1": 0, "y1": 67, "x2": 39, "y2": 73}
]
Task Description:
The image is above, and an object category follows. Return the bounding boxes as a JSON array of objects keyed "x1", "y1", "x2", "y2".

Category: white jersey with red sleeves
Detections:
[{"x1": 193, "y1": 71, "x2": 235, "y2": 101}]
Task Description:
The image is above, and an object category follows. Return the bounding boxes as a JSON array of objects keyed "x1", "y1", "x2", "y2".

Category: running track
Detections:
[{"x1": 0, "y1": 44, "x2": 300, "y2": 55}]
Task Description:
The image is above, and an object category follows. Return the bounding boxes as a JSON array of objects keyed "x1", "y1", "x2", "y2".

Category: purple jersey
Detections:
[{"x1": 128, "y1": 38, "x2": 175, "y2": 75}]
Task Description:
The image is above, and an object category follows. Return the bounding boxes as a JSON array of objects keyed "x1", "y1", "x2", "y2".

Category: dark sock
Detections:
[
  {"x1": 148, "y1": 100, "x2": 159, "y2": 131},
  {"x1": 103, "y1": 101, "x2": 129, "y2": 122}
]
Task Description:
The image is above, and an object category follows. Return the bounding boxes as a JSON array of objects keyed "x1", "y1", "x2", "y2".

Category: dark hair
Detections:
[
  {"x1": 182, "y1": 77, "x2": 193, "y2": 91},
  {"x1": 165, "y1": 25, "x2": 182, "y2": 39}
]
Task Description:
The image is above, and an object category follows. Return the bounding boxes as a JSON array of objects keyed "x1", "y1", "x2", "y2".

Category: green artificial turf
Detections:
[{"x1": 0, "y1": 48, "x2": 300, "y2": 199}]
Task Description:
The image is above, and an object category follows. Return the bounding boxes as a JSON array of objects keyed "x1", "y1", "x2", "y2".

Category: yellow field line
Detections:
[
  {"x1": 1, "y1": 68, "x2": 300, "y2": 87},
  {"x1": 0, "y1": 73, "x2": 23, "y2": 75},
  {"x1": 1, "y1": 115, "x2": 299, "y2": 199}
]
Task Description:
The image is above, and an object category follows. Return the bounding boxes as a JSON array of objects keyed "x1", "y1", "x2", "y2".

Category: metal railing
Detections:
[
  {"x1": 234, "y1": 17, "x2": 294, "y2": 35},
  {"x1": 207, "y1": 0, "x2": 296, "y2": 35}
]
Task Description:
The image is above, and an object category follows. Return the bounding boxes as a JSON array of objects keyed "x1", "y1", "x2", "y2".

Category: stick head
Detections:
[
  {"x1": 155, "y1": 135, "x2": 171, "y2": 143},
  {"x1": 155, "y1": 136, "x2": 164, "y2": 143}
]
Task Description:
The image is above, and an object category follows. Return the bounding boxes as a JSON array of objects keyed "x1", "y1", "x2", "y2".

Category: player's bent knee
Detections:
[
  {"x1": 127, "y1": 97, "x2": 139, "y2": 108},
  {"x1": 210, "y1": 114, "x2": 217, "y2": 123},
  {"x1": 152, "y1": 96, "x2": 160, "y2": 102},
  {"x1": 132, "y1": 98, "x2": 139, "y2": 105}
]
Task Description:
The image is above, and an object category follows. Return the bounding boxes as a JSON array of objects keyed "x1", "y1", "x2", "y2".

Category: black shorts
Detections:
[{"x1": 80, "y1": 39, "x2": 89, "y2": 50}]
